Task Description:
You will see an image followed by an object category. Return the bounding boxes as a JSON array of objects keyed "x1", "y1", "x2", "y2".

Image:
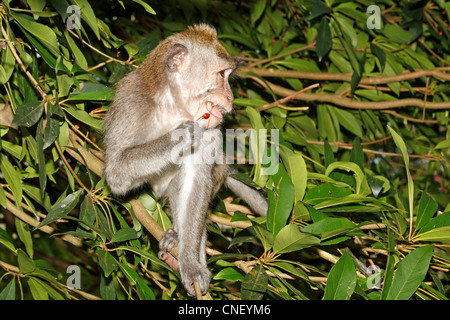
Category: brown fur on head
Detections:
[{"x1": 138, "y1": 24, "x2": 238, "y2": 129}]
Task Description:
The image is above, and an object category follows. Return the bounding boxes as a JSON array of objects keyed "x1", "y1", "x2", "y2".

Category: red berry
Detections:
[{"x1": 203, "y1": 113, "x2": 210, "y2": 119}]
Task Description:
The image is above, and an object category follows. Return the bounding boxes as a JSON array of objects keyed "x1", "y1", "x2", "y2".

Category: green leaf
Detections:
[
  {"x1": 350, "y1": 138, "x2": 364, "y2": 169},
  {"x1": 67, "y1": 89, "x2": 115, "y2": 101},
  {"x1": 36, "y1": 119, "x2": 46, "y2": 198},
  {"x1": 317, "y1": 105, "x2": 338, "y2": 146},
  {"x1": 35, "y1": 190, "x2": 82, "y2": 229},
  {"x1": 387, "y1": 126, "x2": 414, "y2": 238},
  {"x1": 26, "y1": 0, "x2": 46, "y2": 12},
  {"x1": 138, "y1": 193, "x2": 157, "y2": 212},
  {"x1": 110, "y1": 228, "x2": 138, "y2": 243},
  {"x1": 117, "y1": 261, "x2": 155, "y2": 300},
  {"x1": 246, "y1": 107, "x2": 268, "y2": 187},
  {"x1": 323, "y1": 253, "x2": 357, "y2": 300},
  {"x1": 131, "y1": 0, "x2": 156, "y2": 15},
  {"x1": 63, "y1": 107, "x2": 103, "y2": 131},
  {"x1": 11, "y1": 12, "x2": 60, "y2": 57},
  {"x1": 316, "y1": 19, "x2": 332, "y2": 60},
  {"x1": 309, "y1": 0, "x2": 331, "y2": 20},
  {"x1": 279, "y1": 145, "x2": 307, "y2": 202},
  {"x1": 28, "y1": 277, "x2": 50, "y2": 300},
  {"x1": 370, "y1": 42, "x2": 386, "y2": 71},
  {"x1": 116, "y1": 246, "x2": 172, "y2": 271},
  {"x1": 333, "y1": 108, "x2": 363, "y2": 138},
  {"x1": 251, "y1": 0, "x2": 266, "y2": 25},
  {"x1": 273, "y1": 223, "x2": 320, "y2": 254},
  {"x1": 69, "y1": 0, "x2": 100, "y2": 39},
  {"x1": 11, "y1": 102, "x2": 44, "y2": 127},
  {"x1": 0, "y1": 42, "x2": 15, "y2": 85},
  {"x1": 367, "y1": 174, "x2": 385, "y2": 197},
  {"x1": 415, "y1": 192, "x2": 438, "y2": 232},
  {"x1": 419, "y1": 212, "x2": 450, "y2": 234},
  {"x1": 30, "y1": 277, "x2": 62, "y2": 300},
  {"x1": 252, "y1": 222, "x2": 274, "y2": 253},
  {"x1": 332, "y1": 16, "x2": 361, "y2": 78},
  {"x1": 218, "y1": 34, "x2": 258, "y2": 50},
  {"x1": 97, "y1": 249, "x2": 118, "y2": 277},
  {"x1": 0, "y1": 185, "x2": 6, "y2": 209},
  {"x1": 304, "y1": 183, "x2": 352, "y2": 205},
  {"x1": 17, "y1": 249, "x2": 36, "y2": 274},
  {"x1": 325, "y1": 161, "x2": 368, "y2": 195},
  {"x1": 229, "y1": 173, "x2": 261, "y2": 190},
  {"x1": 100, "y1": 275, "x2": 116, "y2": 300},
  {"x1": 0, "y1": 278, "x2": 16, "y2": 300},
  {"x1": 43, "y1": 116, "x2": 60, "y2": 149},
  {"x1": 241, "y1": 265, "x2": 268, "y2": 300},
  {"x1": 0, "y1": 228, "x2": 16, "y2": 254},
  {"x1": 412, "y1": 226, "x2": 450, "y2": 243},
  {"x1": 385, "y1": 245, "x2": 434, "y2": 300},
  {"x1": 301, "y1": 217, "x2": 355, "y2": 242},
  {"x1": 434, "y1": 139, "x2": 450, "y2": 150},
  {"x1": 15, "y1": 218, "x2": 33, "y2": 258},
  {"x1": 63, "y1": 30, "x2": 88, "y2": 70},
  {"x1": 267, "y1": 163, "x2": 295, "y2": 236},
  {"x1": 214, "y1": 267, "x2": 245, "y2": 282},
  {"x1": 0, "y1": 154, "x2": 23, "y2": 206},
  {"x1": 381, "y1": 226, "x2": 396, "y2": 300}
]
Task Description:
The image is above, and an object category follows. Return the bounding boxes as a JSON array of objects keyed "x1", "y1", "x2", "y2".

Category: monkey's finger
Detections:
[{"x1": 158, "y1": 251, "x2": 179, "y2": 271}]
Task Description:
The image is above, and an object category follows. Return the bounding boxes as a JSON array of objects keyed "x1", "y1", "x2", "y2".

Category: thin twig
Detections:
[
  {"x1": 246, "y1": 41, "x2": 316, "y2": 68},
  {"x1": 381, "y1": 110, "x2": 439, "y2": 124},
  {"x1": 66, "y1": 28, "x2": 137, "y2": 68},
  {"x1": 55, "y1": 140, "x2": 90, "y2": 192},
  {"x1": 0, "y1": 24, "x2": 47, "y2": 100},
  {"x1": 234, "y1": 83, "x2": 318, "y2": 115}
]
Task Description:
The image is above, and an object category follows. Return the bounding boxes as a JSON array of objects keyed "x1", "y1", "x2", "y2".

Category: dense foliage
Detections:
[{"x1": 0, "y1": 0, "x2": 449, "y2": 300}]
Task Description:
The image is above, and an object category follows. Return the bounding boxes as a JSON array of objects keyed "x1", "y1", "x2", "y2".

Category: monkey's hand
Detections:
[
  {"x1": 178, "y1": 260, "x2": 212, "y2": 296},
  {"x1": 159, "y1": 228, "x2": 178, "y2": 252}
]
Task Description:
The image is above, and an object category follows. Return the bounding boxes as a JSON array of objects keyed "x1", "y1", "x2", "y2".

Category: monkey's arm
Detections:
[{"x1": 104, "y1": 121, "x2": 199, "y2": 196}]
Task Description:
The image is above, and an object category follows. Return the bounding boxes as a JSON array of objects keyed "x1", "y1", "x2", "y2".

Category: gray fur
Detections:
[{"x1": 103, "y1": 24, "x2": 267, "y2": 296}]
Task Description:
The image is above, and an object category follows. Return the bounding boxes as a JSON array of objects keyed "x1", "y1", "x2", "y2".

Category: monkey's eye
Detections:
[{"x1": 218, "y1": 70, "x2": 226, "y2": 78}]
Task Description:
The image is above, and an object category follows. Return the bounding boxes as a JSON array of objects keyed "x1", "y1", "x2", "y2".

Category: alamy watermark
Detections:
[
  {"x1": 366, "y1": 265, "x2": 382, "y2": 290},
  {"x1": 66, "y1": 265, "x2": 81, "y2": 290},
  {"x1": 66, "y1": 5, "x2": 81, "y2": 30},
  {"x1": 366, "y1": 5, "x2": 382, "y2": 30}
]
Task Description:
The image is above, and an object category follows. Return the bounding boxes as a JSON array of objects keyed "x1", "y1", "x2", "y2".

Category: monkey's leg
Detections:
[{"x1": 169, "y1": 158, "x2": 214, "y2": 296}]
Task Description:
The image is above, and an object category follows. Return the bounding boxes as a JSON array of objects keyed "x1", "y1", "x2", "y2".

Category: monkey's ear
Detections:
[{"x1": 167, "y1": 44, "x2": 188, "y2": 72}]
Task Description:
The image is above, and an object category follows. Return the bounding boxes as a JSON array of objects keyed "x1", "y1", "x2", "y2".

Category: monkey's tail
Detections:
[{"x1": 225, "y1": 168, "x2": 268, "y2": 216}]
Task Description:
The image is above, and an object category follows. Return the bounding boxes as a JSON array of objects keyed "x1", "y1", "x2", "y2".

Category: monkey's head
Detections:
[{"x1": 164, "y1": 24, "x2": 238, "y2": 129}]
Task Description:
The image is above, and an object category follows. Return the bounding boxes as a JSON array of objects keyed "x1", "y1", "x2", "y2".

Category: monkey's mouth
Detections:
[{"x1": 207, "y1": 101, "x2": 229, "y2": 119}]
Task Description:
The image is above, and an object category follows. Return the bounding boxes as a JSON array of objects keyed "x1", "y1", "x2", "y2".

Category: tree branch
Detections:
[
  {"x1": 241, "y1": 66, "x2": 450, "y2": 84},
  {"x1": 246, "y1": 76, "x2": 450, "y2": 110}
]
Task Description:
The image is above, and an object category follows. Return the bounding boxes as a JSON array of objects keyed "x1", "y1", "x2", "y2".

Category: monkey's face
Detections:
[
  {"x1": 164, "y1": 31, "x2": 237, "y2": 129},
  {"x1": 192, "y1": 66, "x2": 234, "y2": 129}
]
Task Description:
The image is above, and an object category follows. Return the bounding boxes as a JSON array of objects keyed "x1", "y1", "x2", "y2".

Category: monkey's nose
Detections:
[{"x1": 227, "y1": 94, "x2": 233, "y2": 102}]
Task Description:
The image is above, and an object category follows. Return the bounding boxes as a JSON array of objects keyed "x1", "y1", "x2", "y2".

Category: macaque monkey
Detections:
[{"x1": 103, "y1": 24, "x2": 268, "y2": 296}]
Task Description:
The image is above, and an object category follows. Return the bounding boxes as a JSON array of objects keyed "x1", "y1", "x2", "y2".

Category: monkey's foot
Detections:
[
  {"x1": 159, "y1": 228, "x2": 178, "y2": 252},
  {"x1": 179, "y1": 262, "x2": 211, "y2": 296}
]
